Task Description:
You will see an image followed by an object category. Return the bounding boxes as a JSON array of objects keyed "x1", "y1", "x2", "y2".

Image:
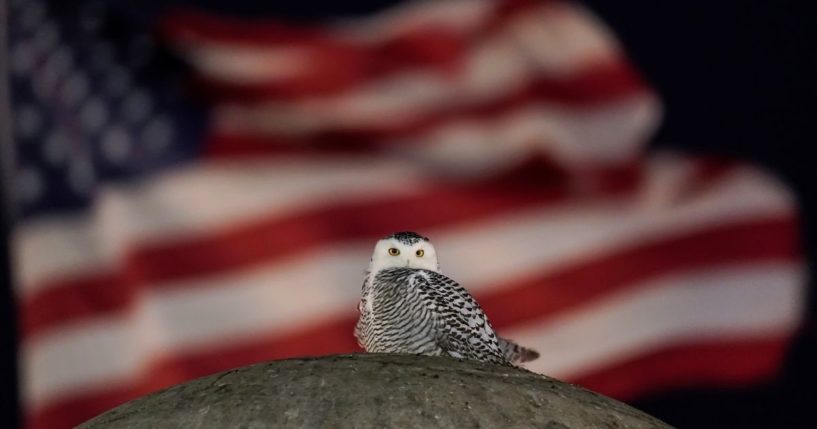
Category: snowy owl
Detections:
[{"x1": 354, "y1": 231, "x2": 539, "y2": 365}]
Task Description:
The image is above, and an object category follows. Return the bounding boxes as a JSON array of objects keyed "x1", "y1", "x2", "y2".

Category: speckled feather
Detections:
[{"x1": 356, "y1": 267, "x2": 508, "y2": 365}]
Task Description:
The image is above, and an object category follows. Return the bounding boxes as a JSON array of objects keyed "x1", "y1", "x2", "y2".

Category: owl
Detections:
[{"x1": 354, "y1": 231, "x2": 539, "y2": 365}]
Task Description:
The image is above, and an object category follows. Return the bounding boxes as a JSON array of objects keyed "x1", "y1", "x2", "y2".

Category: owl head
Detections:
[{"x1": 369, "y1": 231, "x2": 440, "y2": 273}]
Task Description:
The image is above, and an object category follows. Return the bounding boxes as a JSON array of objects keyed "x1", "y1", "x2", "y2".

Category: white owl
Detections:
[{"x1": 355, "y1": 232, "x2": 539, "y2": 365}]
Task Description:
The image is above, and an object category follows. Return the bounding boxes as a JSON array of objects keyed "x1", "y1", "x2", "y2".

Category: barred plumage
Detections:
[{"x1": 355, "y1": 231, "x2": 538, "y2": 365}]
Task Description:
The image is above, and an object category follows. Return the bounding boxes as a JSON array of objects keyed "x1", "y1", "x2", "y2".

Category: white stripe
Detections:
[
  {"x1": 21, "y1": 167, "x2": 798, "y2": 408},
  {"x1": 179, "y1": 44, "x2": 310, "y2": 85},
  {"x1": 505, "y1": 2, "x2": 621, "y2": 77},
  {"x1": 178, "y1": 3, "x2": 621, "y2": 88},
  {"x1": 641, "y1": 151, "x2": 700, "y2": 208},
  {"x1": 388, "y1": 95, "x2": 660, "y2": 176},
  {"x1": 212, "y1": 53, "x2": 640, "y2": 141},
  {"x1": 435, "y1": 168, "x2": 795, "y2": 293},
  {"x1": 216, "y1": 95, "x2": 660, "y2": 171},
  {"x1": 15, "y1": 92, "x2": 660, "y2": 294},
  {"x1": 507, "y1": 263, "x2": 805, "y2": 378},
  {"x1": 15, "y1": 152, "x2": 782, "y2": 296},
  {"x1": 171, "y1": 0, "x2": 491, "y2": 87},
  {"x1": 334, "y1": 0, "x2": 493, "y2": 43},
  {"x1": 14, "y1": 157, "x2": 431, "y2": 293},
  {"x1": 212, "y1": 78, "x2": 651, "y2": 142},
  {"x1": 23, "y1": 263, "x2": 802, "y2": 411},
  {"x1": 14, "y1": 159, "x2": 789, "y2": 296}
]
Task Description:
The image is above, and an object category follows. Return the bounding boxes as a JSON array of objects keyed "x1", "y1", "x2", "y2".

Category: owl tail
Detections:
[{"x1": 498, "y1": 337, "x2": 540, "y2": 363}]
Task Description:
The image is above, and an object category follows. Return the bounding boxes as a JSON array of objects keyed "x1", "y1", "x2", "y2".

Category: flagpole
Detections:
[{"x1": 0, "y1": 0, "x2": 22, "y2": 426}]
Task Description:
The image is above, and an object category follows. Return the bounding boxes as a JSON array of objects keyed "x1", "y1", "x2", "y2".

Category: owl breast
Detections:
[{"x1": 355, "y1": 269, "x2": 440, "y2": 355}]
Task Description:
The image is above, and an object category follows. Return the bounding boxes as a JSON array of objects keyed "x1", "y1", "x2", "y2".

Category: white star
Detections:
[
  {"x1": 122, "y1": 90, "x2": 152, "y2": 124},
  {"x1": 79, "y1": 97, "x2": 109, "y2": 134},
  {"x1": 101, "y1": 126, "x2": 132, "y2": 164},
  {"x1": 15, "y1": 104, "x2": 43, "y2": 140},
  {"x1": 32, "y1": 21, "x2": 59, "y2": 52},
  {"x1": 60, "y1": 72, "x2": 90, "y2": 107},
  {"x1": 10, "y1": 42, "x2": 36, "y2": 75},
  {"x1": 142, "y1": 116, "x2": 174, "y2": 153},
  {"x1": 43, "y1": 46, "x2": 74, "y2": 80},
  {"x1": 18, "y1": 167, "x2": 44, "y2": 205},
  {"x1": 104, "y1": 66, "x2": 131, "y2": 98},
  {"x1": 68, "y1": 156, "x2": 95, "y2": 194},
  {"x1": 37, "y1": 46, "x2": 73, "y2": 98},
  {"x1": 44, "y1": 130, "x2": 70, "y2": 165}
]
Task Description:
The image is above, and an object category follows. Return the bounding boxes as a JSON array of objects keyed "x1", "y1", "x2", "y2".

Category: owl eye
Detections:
[
  {"x1": 388, "y1": 248, "x2": 400, "y2": 256},
  {"x1": 415, "y1": 249, "x2": 424, "y2": 257}
]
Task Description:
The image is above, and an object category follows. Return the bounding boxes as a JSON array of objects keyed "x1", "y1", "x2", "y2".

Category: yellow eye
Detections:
[
  {"x1": 416, "y1": 249, "x2": 424, "y2": 257},
  {"x1": 388, "y1": 248, "x2": 400, "y2": 256}
]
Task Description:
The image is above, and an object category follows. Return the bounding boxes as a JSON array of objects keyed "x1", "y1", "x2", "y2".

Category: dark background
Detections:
[
  {"x1": 2, "y1": 1, "x2": 815, "y2": 427},
  {"x1": 586, "y1": 2, "x2": 817, "y2": 427}
]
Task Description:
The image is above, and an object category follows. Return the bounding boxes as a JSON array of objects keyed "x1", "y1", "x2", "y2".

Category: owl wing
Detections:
[
  {"x1": 409, "y1": 270, "x2": 507, "y2": 364},
  {"x1": 354, "y1": 278, "x2": 371, "y2": 349}
]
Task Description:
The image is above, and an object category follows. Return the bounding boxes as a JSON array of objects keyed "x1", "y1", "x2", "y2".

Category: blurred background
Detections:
[{"x1": 2, "y1": 0, "x2": 815, "y2": 428}]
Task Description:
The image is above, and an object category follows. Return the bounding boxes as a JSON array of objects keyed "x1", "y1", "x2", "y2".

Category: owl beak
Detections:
[{"x1": 404, "y1": 258, "x2": 411, "y2": 267}]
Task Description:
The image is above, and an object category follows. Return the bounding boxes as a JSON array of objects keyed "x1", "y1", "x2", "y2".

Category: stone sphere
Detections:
[{"x1": 78, "y1": 354, "x2": 673, "y2": 428}]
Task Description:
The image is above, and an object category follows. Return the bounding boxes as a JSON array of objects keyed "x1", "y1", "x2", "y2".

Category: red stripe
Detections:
[
  {"x1": 684, "y1": 156, "x2": 742, "y2": 197},
  {"x1": 21, "y1": 158, "x2": 593, "y2": 339},
  {"x1": 195, "y1": 56, "x2": 645, "y2": 104},
  {"x1": 184, "y1": 35, "x2": 465, "y2": 98},
  {"x1": 161, "y1": 8, "x2": 468, "y2": 45},
  {"x1": 25, "y1": 216, "x2": 798, "y2": 427},
  {"x1": 22, "y1": 200, "x2": 796, "y2": 346},
  {"x1": 27, "y1": 318, "x2": 360, "y2": 429},
  {"x1": 161, "y1": 0, "x2": 543, "y2": 46},
  {"x1": 179, "y1": 23, "x2": 470, "y2": 92},
  {"x1": 20, "y1": 173, "x2": 793, "y2": 340},
  {"x1": 165, "y1": 1, "x2": 643, "y2": 101},
  {"x1": 203, "y1": 63, "x2": 648, "y2": 161},
  {"x1": 570, "y1": 337, "x2": 792, "y2": 401},
  {"x1": 27, "y1": 329, "x2": 793, "y2": 429},
  {"x1": 479, "y1": 217, "x2": 799, "y2": 328},
  {"x1": 160, "y1": 1, "x2": 505, "y2": 96}
]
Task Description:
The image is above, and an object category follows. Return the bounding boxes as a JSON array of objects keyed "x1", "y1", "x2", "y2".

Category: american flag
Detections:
[{"x1": 6, "y1": 0, "x2": 805, "y2": 427}]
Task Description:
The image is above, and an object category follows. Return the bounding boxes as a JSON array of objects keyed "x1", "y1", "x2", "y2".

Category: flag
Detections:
[{"x1": 7, "y1": 0, "x2": 805, "y2": 428}]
